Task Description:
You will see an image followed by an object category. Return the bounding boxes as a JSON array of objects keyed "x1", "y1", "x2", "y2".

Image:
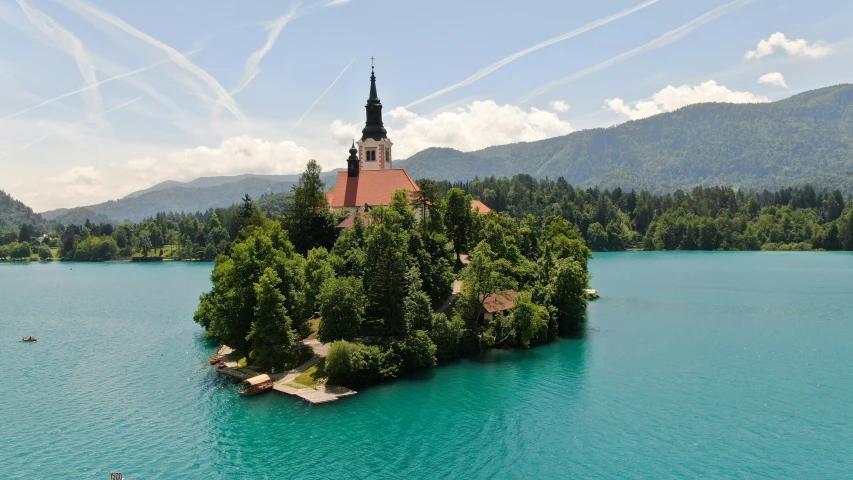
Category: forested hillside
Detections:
[
  {"x1": 399, "y1": 84, "x2": 853, "y2": 193},
  {"x1": 0, "y1": 190, "x2": 45, "y2": 229}
]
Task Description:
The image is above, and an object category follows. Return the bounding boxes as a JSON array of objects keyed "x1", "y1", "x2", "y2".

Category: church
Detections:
[{"x1": 326, "y1": 65, "x2": 420, "y2": 227}]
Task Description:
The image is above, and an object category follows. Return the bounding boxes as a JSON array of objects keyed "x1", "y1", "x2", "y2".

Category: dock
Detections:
[
  {"x1": 272, "y1": 383, "x2": 357, "y2": 404},
  {"x1": 585, "y1": 288, "x2": 600, "y2": 299},
  {"x1": 214, "y1": 341, "x2": 356, "y2": 405}
]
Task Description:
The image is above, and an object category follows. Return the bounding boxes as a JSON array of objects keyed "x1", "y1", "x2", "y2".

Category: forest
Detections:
[
  {"x1": 193, "y1": 161, "x2": 592, "y2": 386},
  {"x1": 442, "y1": 175, "x2": 853, "y2": 252},
  {"x1": 0, "y1": 191, "x2": 293, "y2": 261}
]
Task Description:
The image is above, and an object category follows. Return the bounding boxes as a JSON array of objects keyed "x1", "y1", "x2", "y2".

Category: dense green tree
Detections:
[
  {"x1": 285, "y1": 160, "x2": 337, "y2": 254},
  {"x1": 444, "y1": 188, "x2": 473, "y2": 260},
  {"x1": 508, "y1": 292, "x2": 549, "y2": 348},
  {"x1": 194, "y1": 220, "x2": 307, "y2": 350},
  {"x1": 363, "y1": 207, "x2": 411, "y2": 337},
  {"x1": 246, "y1": 268, "x2": 298, "y2": 369},
  {"x1": 317, "y1": 276, "x2": 365, "y2": 343}
]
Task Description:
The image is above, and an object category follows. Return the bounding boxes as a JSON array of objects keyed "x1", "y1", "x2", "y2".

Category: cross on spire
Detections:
[{"x1": 370, "y1": 56, "x2": 375, "y2": 68}]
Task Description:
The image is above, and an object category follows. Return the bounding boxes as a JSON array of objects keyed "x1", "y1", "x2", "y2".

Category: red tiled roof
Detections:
[
  {"x1": 481, "y1": 290, "x2": 519, "y2": 313},
  {"x1": 327, "y1": 169, "x2": 420, "y2": 208},
  {"x1": 471, "y1": 200, "x2": 492, "y2": 214},
  {"x1": 335, "y1": 207, "x2": 375, "y2": 229}
]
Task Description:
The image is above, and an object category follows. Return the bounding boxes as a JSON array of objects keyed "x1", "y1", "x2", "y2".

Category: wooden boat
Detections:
[
  {"x1": 21, "y1": 336, "x2": 37, "y2": 342},
  {"x1": 239, "y1": 374, "x2": 273, "y2": 396},
  {"x1": 210, "y1": 356, "x2": 221, "y2": 365}
]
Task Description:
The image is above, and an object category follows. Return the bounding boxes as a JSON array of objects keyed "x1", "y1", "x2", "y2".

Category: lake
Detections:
[{"x1": 2, "y1": 252, "x2": 852, "y2": 478}]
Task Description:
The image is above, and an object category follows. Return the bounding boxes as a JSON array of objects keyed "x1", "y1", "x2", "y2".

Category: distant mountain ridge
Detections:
[
  {"x1": 397, "y1": 84, "x2": 853, "y2": 193},
  {"x1": 25, "y1": 84, "x2": 853, "y2": 224},
  {"x1": 41, "y1": 172, "x2": 340, "y2": 223}
]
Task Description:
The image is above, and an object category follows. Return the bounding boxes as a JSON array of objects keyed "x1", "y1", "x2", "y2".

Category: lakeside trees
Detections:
[{"x1": 443, "y1": 176, "x2": 853, "y2": 252}]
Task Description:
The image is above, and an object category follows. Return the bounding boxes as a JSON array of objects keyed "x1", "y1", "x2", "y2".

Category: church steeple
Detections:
[
  {"x1": 356, "y1": 59, "x2": 393, "y2": 171},
  {"x1": 361, "y1": 62, "x2": 387, "y2": 142},
  {"x1": 347, "y1": 140, "x2": 359, "y2": 177}
]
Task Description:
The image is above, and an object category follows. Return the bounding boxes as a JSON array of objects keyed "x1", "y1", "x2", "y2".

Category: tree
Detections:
[
  {"x1": 237, "y1": 194, "x2": 255, "y2": 231},
  {"x1": 509, "y1": 292, "x2": 548, "y2": 348},
  {"x1": 10, "y1": 242, "x2": 31, "y2": 260},
  {"x1": 138, "y1": 230, "x2": 153, "y2": 257},
  {"x1": 586, "y1": 222, "x2": 609, "y2": 251},
  {"x1": 317, "y1": 276, "x2": 365, "y2": 343},
  {"x1": 304, "y1": 247, "x2": 335, "y2": 319},
  {"x1": 247, "y1": 268, "x2": 298, "y2": 369},
  {"x1": 403, "y1": 267, "x2": 433, "y2": 332},
  {"x1": 363, "y1": 207, "x2": 411, "y2": 337},
  {"x1": 428, "y1": 313, "x2": 464, "y2": 360},
  {"x1": 285, "y1": 160, "x2": 336, "y2": 254},
  {"x1": 444, "y1": 188, "x2": 473, "y2": 260},
  {"x1": 550, "y1": 257, "x2": 589, "y2": 334},
  {"x1": 194, "y1": 220, "x2": 307, "y2": 350},
  {"x1": 37, "y1": 244, "x2": 52, "y2": 260}
]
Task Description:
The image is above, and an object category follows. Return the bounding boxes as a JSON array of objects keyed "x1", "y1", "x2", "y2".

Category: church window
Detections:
[
  {"x1": 366, "y1": 149, "x2": 376, "y2": 161},
  {"x1": 385, "y1": 149, "x2": 391, "y2": 163}
]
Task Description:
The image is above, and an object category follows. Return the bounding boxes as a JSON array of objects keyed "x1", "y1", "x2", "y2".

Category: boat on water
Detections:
[
  {"x1": 210, "y1": 355, "x2": 221, "y2": 365},
  {"x1": 21, "y1": 336, "x2": 37, "y2": 342},
  {"x1": 239, "y1": 374, "x2": 273, "y2": 396}
]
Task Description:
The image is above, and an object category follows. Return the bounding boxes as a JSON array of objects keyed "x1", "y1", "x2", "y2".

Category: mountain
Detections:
[
  {"x1": 41, "y1": 172, "x2": 340, "y2": 223},
  {"x1": 42, "y1": 207, "x2": 112, "y2": 226},
  {"x1": 0, "y1": 190, "x2": 45, "y2": 229},
  {"x1": 397, "y1": 84, "x2": 853, "y2": 193}
]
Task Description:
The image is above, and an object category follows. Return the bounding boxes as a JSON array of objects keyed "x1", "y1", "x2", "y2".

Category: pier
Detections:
[{"x1": 215, "y1": 342, "x2": 356, "y2": 404}]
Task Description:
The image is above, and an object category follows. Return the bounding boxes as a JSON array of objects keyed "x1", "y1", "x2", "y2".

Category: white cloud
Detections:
[
  {"x1": 123, "y1": 136, "x2": 321, "y2": 182},
  {"x1": 49, "y1": 165, "x2": 102, "y2": 185},
  {"x1": 551, "y1": 100, "x2": 570, "y2": 112},
  {"x1": 332, "y1": 100, "x2": 574, "y2": 158},
  {"x1": 745, "y1": 32, "x2": 831, "y2": 60},
  {"x1": 757, "y1": 72, "x2": 789, "y2": 88},
  {"x1": 607, "y1": 80, "x2": 770, "y2": 120},
  {"x1": 325, "y1": 0, "x2": 352, "y2": 5}
]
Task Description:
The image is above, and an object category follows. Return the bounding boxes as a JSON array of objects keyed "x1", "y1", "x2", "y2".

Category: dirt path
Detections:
[
  {"x1": 274, "y1": 340, "x2": 328, "y2": 384},
  {"x1": 435, "y1": 280, "x2": 462, "y2": 315}
]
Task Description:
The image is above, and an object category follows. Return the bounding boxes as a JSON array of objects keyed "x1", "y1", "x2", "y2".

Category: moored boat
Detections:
[
  {"x1": 210, "y1": 356, "x2": 221, "y2": 365},
  {"x1": 21, "y1": 336, "x2": 37, "y2": 342},
  {"x1": 239, "y1": 374, "x2": 273, "y2": 396}
]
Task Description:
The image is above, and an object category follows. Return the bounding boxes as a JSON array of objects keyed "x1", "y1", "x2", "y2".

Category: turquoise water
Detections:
[{"x1": 2, "y1": 253, "x2": 853, "y2": 478}]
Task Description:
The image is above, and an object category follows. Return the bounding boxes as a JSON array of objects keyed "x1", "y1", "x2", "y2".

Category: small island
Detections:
[{"x1": 194, "y1": 68, "x2": 593, "y2": 400}]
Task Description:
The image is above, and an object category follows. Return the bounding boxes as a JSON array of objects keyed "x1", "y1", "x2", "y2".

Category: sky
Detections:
[{"x1": 0, "y1": 0, "x2": 851, "y2": 211}]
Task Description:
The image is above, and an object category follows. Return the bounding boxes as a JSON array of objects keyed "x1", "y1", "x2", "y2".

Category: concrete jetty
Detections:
[{"x1": 214, "y1": 341, "x2": 356, "y2": 404}]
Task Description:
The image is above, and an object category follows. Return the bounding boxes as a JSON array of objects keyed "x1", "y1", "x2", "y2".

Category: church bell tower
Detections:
[{"x1": 357, "y1": 60, "x2": 393, "y2": 171}]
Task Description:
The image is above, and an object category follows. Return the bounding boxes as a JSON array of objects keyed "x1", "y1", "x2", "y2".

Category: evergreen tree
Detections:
[
  {"x1": 285, "y1": 160, "x2": 336, "y2": 254},
  {"x1": 247, "y1": 268, "x2": 298, "y2": 369},
  {"x1": 317, "y1": 276, "x2": 365, "y2": 343}
]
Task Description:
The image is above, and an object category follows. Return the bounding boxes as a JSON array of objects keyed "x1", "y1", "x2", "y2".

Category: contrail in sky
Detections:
[
  {"x1": 232, "y1": 4, "x2": 300, "y2": 96},
  {"x1": 16, "y1": 0, "x2": 103, "y2": 120},
  {"x1": 288, "y1": 58, "x2": 355, "y2": 134},
  {"x1": 0, "y1": 53, "x2": 195, "y2": 121},
  {"x1": 520, "y1": 0, "x2": 755, "y2": 104},
  {"x1": 0, "y1": 97, "x2": 142, "y2": 159},
  {"x1": 59, "y1": 0, "x2": 247, "y2": 123},
  {"x1": 403, "y1": 0, "x2": 662, "y2": 109}
]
